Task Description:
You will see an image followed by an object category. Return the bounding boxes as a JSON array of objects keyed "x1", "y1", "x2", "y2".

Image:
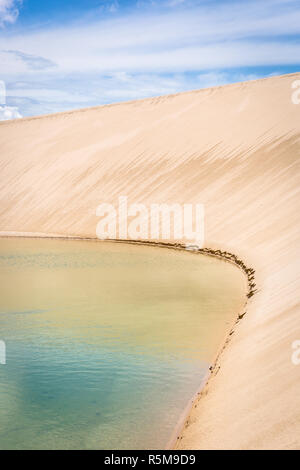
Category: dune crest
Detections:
[{"x1": 0, "y1": 73, "x2": 300, "y2": 449}]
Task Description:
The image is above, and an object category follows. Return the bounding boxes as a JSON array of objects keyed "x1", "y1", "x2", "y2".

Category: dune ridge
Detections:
[{"x1": 0, "y1": 73, "x2": 300, "y2": 449}]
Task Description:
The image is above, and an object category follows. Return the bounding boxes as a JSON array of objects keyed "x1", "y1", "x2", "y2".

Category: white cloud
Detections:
[
  {"x1": 0, "y1": 0, "x2": 21, "y2": 26},
  {"x1": 0, "y1": 105, "x2": 22, "y2": 120}
]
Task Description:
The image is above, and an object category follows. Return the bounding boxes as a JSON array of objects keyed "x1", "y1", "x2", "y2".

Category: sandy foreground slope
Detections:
[{"x1": 0, "y1": 73, "x2": 300, "y2": 449}]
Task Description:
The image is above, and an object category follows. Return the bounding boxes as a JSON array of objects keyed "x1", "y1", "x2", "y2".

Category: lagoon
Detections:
[{"x1": 0, "y1": 238, "x2": 246, "y2": 449}]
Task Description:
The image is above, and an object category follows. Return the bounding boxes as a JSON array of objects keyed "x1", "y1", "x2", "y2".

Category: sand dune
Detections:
[{"x1": 0, "y1": 73, "x2": 300, "y2": 449}]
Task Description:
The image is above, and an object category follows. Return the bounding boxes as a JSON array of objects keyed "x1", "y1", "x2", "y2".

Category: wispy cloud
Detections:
[
  {"x1": 0, "y1": 0, "x2": 299, "y2": 118},
  {"x1": 1, "y1": 0, "x2": 299, "y2": 75},
  {"x1": 3, "y1": 50, "x2": 57, "y2": 71},
  {"x1": 0, "y1": 0, "x2": 22, "y2": 27}
]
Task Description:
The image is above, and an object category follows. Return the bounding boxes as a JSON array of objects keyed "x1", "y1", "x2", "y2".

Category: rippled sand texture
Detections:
[{"x1": 0, "y1": 73, "x2": 300, "y2": 449}]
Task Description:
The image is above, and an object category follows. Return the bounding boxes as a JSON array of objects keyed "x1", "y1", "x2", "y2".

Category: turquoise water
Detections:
[{"x1": 0, "y1": 238, "x2": 246, "y2": 450}]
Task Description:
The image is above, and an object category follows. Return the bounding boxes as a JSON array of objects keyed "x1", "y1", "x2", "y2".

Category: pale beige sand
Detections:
[{"x1": 0, "y1": 73, "x2": 300, "y2": 449}]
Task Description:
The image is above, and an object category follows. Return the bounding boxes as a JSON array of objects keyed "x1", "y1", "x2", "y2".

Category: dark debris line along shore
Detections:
[{"x1": 198, "y1": 247, "x2": 257, "y2": 300}]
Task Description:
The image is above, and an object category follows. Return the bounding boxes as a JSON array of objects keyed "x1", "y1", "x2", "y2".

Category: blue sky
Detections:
[{"x1": 0, "y1": 0, "x2": 300, "y2": 119}]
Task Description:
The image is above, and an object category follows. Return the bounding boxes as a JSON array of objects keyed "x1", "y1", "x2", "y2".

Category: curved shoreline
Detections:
[{"x1": 0, "y1": 232, "x2": 255, "y2": 450}]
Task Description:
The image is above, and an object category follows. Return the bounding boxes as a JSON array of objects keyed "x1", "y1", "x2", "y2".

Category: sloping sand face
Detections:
[{"x1": 0, "y1": 73, "x2": 300, "y2": 449}]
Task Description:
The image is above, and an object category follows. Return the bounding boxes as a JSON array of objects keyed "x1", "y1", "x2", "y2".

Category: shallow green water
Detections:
[{"x1": 0, "y1": 238, "x2": 246, "y2": 450}]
